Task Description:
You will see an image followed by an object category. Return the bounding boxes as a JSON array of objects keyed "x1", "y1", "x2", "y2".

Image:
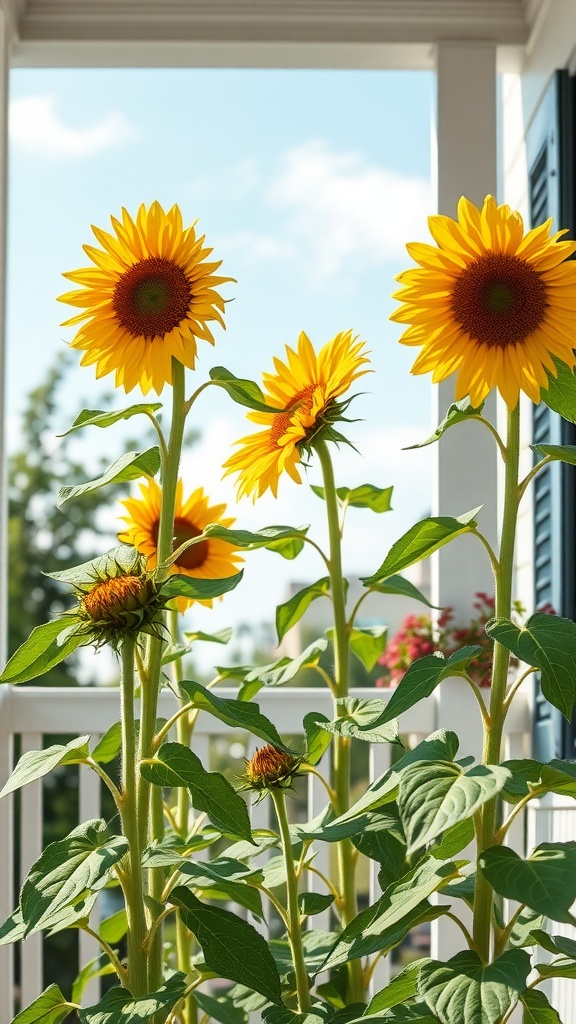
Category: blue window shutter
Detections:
[{"x1": 527, "y1": 71, "x2": 576, "y2": 760}]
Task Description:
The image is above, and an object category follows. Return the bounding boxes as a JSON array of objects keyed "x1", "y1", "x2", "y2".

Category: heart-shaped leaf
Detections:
[
  {"x1": 486, "y1": 612, "x2": 576, "y2": 719},
  {"x1": 363, "y1": 509, "x2": 481, "y2": 584},
  {"x1": 140, "y1": 742, "x2": 252, "y2": 841},
  {"x1": 347, "y1": 626, "x2": 388, "y2": 670},
  {"x1": 298, "y1": 892, "x2": 335, "y2": 917},
  {"x1": 479, "y1": 842, "x2": 576, "y2": 923},
  {"x1": 171, "y1": 886, "x2": 283, "y2": 1004},
  {"x1": 366, "y1": 957, "x2": 430, "y2": 1012},
  {"x1": 399, "y1": 761, "x2": 510, "y2": 855},
  {"x1": 318, "y1": 697, "x2": 401, "y2": 744},
  {"x1": 57, "y1": 447, "x2": 160, "y2": 507},
  {"x1": 374, "y1": 647, "x2": 483, "y2": 725},
  {"x1": 419, "y1": 949, "x2": 531, "y2": 1024}
]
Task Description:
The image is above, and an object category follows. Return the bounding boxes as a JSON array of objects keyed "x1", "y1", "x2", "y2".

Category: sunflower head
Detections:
[
  {"x1": 223, "y1": 329, "x2": 370, "y2": 500},
  {"x1": 117, "y1": 476, "x2": 243, "y2": 612},
  {"x1": 240, "y1": 745, "x2": 304, "y2": 796},
  {"x1": 65, "y1": 546, "x2": 167, "y2": 649},
  {"x1": 59, "y1": 201, "x2": 234, "y2": 394},
  {"x1": 392, "y1": 194, "x2": 576, "y2": 408}
]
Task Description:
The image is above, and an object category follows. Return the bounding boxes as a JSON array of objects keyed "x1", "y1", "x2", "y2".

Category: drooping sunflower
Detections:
[
  {"x1": 118, "y1": 477, "x2": 242, "y2": 611},
  {"x1": 223, "y1": 329, "x2": 370, "y2": 500},
  {"x1": 392, "y1": 194, "x2": 576, "y2": 408},
  {"x1": 59, "y1": 202, "x2": 233, "y2": 394}
]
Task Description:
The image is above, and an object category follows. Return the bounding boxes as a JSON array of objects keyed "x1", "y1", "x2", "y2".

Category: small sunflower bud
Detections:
[
  {"x1": 82, "y1": 575, "x2": 152, "y2": 623},
  {"x1": 242, "y1": 745, "x2": 302, "y2": 792}
]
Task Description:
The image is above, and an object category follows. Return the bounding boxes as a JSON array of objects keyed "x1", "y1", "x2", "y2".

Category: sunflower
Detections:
[
  {"x1": 59, "y1": 202, "x2": 233, "y2": 394},
  {"x1": 392, "y1": 195, "x2": 576, "y2": 408},
  {"x1": 223, "y1": 330, "x2": 370, "y2": 500},
  {"x1": 117, "y1": 477, "x2": 242, "y2": 611}
]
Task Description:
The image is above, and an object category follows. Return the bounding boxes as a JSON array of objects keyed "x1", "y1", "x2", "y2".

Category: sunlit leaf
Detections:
[
  {"x1": 179, "y1": 679, "x2": 295, "y2": 752},
  {"x1": 78, "y1": 974, "x2": 187, "y2": 1023},
  {"x1": 373, "y1": 647, "x2": 483, "y2": 726},
  {"x1": 12, "y1": 984, "x2": 75, "y2": 1024},
  {"x1": 479, "y1": 842, "x2": 576, "y2": 923},
  {"x1": 318, "y1": 697, "x2": 401, "y2": 744},
  {"x1": 0, "y1": 618, "x2": 84, "y2": 685},
  {"x1": 521, "y1": 989, "x2": 562, "y2": 1023},
  {"x1": 276, "y1": 578, "x2": 331, "y2": 642},
  {"x1": 0, "y1": 736, "x2": 90, "y2": 798},
  {"x1": 60, "y1": 403, "x2": 162, "y2": 437},
  {"x1": 160, "y1": 571, "x2": 243, "y2": 601},
  {"x1": 209, "y1": 366, "x2": 285, "y2": 413},
  {"x1": 363, "y1": 508, "x2": 481, "y2": 584},
  {"x1": 418, "y1": 949, "x2": 531, "y2": 1024},
  {"x1": 540, "y1": 358, "x2": 576, "y2": 424},
  {"x1": 405, "y1": 398, "x2": 484, "y2": 450},
  {"x1": 486, "y1": 612, "x2": 576, "y2": 719},
  {"x1": 365, "y1": 573, "x2": 441, "y2": 609},
  {"x1": 57, "y1": 447, "x2": 160, "y2": 507}
]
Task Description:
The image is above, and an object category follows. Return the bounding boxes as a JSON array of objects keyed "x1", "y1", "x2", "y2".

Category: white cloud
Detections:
[
  {"x1": 188, "y1": 158, "x2": 261, "y2": 201},
  {"x1": 9, "y1": 95, "x2": 136, "y2": 158},
  {"x1": 265, "y1": 139, "x2": 432, "y2": 281}
]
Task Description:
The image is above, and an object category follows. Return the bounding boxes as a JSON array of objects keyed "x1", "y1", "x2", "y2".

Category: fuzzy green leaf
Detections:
[
  {"x1": 399, "y1": 761, "x2": 510, "y2": 856},
  {"x1": 318, "y1": 697, "x2": 401, "y2": 744},
  {"x1": 303, "y1": 711, "x2": 332, "y2": 765},
  {"x1": 47, "y1": 545, "x2": 141, "y2": 584},
  {"x1": 406, "y1": 398, "x2": 484, "y2": 450},
  {"x1": 418, "y1": 949, "x2": 531, "y2": 1024},
  {"x1": 78, "y1": 974, "x2": 187, "y2": 1023},
  {"x1": 141, "y1": 742, "x2": 252, "y2": 841},
  {"x1": 0, "y1": 736, "x2": 90, "y2": 798},
  {"x1": 60, "y1": 403, "x2": 162, "y2": 436},
  {"x1": 98, "y1": 908, "x2": 127, "y2": 945},
  {"x1": 540, "y1": 358, "x2": 576, "y2": 424},
  {"x1": 276, "y1": 578, "x2": 331, "y2": 642},
  {"x1": 367, "y1": 958, "x2": 431, "y2": 1012},
  {"x1": 521, "y1": 989, "x2": 562, "y2": 1024},
  {"x1": 347, "y1": 626, "x2": 388, "y2": 671},
  {"x1": 179, "y1": 679, "x2": 295, "y2": 752},
  {"x1": 209, "y1": 366, "x2": 285, "y2": 413},
  {"x1": 171, "y1": 886, "x2": 283, "y2": 1004},
  {"x1": 12, "y1": 984, "x2": 75, "y2": 1024},
  {"x1": 363, "y1": 509, "x2": 481, "y2": 584},
  {"x1": 90, "y1": 723, "x2": 123, "y2": 765},
  {"x1": 501, "y1": 757, "x2": 576, "y2": 803},
  {"x1": 479, "y1": 842, "x2": 576, "y2": 923},
  {"x1": 338, "y1": 483, "x2": 393, "y2": 512},
  {"x1": 374, "y1": 647, "x2": 483, "y2": 725},
  {"x1": 57, "y1": 447, "x2": 160, "y2": 507},
  {"x1": 486, "y1": 612, "x2": 576, "y2": 719},
  {"x1": 160, "y1": 571, "x2": 243, "y2": 601},
  {"x1": 0, "y1": 618, "x2": 84, "y2": 685},
  {"x1": 194, "y1": 991, "x2": 246, "y2": 1024}
]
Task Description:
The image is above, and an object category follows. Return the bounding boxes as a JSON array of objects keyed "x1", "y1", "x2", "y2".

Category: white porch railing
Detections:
[{"x1": 0, "y1": 681, "x2": 554, "y2": 1022}]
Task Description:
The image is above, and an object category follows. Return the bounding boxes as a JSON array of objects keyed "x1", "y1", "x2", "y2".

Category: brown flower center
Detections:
[
  {"x1": 83, "y1": 575, "x2": 144, "y2": 622},
  {"x1": 269, "y1": 384, "x2": 318, "y2": 448},
  {"x1": 245, "y1": 745, "x2": 296, "y2": 787},
  {"x1": 152, "y1": 516, "x2": 208, "y2": 570},
  {"x1": 113, "y1": 257, "x2": 192, "y2": 340},
  {"x1": 450, "y1": 253, "x2": 548, "y2": 347}
]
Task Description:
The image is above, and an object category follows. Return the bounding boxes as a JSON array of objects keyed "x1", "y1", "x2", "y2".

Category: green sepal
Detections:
[
  {"x1": 47, "y1": 545, "x2": 142, "y2": 585},
  {"x1": 59, "y1": 403, "x2": 162, "y2": 437},
  {"x1": 209, "y1": 366, "x2": 286, "y2": 413},
  {"x1": 140, "y1": 742, "x2": 252, "y2": 841},
  {"x1": 0, "y1": 618, "x2": 84, "y2": 685},
  {"x1": 486, "y1": 612, "x2": 576, "y2": 719},
  {"x1": 363, "y1": 508, "x2": 481, "y2": 584},
  {"x1": 170, "y1": 886, "x2": 283, "y2": 1004},
  {"x1": 405, "y1": 397, "x2": 485, "y2": 450},
  {"x1": 57, "y1": 447, "x2": 160, "y2": 507}
]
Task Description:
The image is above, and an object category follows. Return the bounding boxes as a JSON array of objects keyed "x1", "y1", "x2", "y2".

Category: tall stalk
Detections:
[
  {"x1": 119, "y1": 634, "x2": 149, "y2": 996},
  {"x1": 315, "y1": 439, "x2": 365, "y2": 1002},
  {"x1": 271, "y1": 788, "x2": 312, "y2": 1013},
  {"x1": 473, "y1": 402, "x2": 521, "y2": 961}
]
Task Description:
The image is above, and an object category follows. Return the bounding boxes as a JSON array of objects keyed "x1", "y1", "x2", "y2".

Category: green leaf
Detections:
[
  {"x1": 532, "y1": 442, "x2": 576, "y2": 467},
  {"x1": 177, "y1": 861, "x2": 263, "y2": 917},
  {"x1": 540, "y1": 358, "x2": 576, "y2": 424},
  {"x1": 47, "y1": 545, "x2": 141, "y2": 585},
  {"x1": 262, "y1": 1010, "x2": 327, "y2": 1024},
  {"x1": 338, "y1": 483, "x2": 393, "y2": 512},
  {"x1": 531, "y1": 928, "x2": 576, "y2": 959},
  {"x1": 303, "y1": 711, "x2": 332, "y2": 766},
  {"x1": 373, "y1": 647, "x2": 484, "y2": 726},
  {"x1": 194, "y1": 991, "x2": 246, "y2": 1024},
  {"x1": 318, "y1": 697, "x2": 401, "y2": 744},
  {"x1": 486, "y1": 612, "x2": 576, "y2": 719},
  {"x1": 0, "y1": 736, "x2": 90, "y2": 798},
  {"x1": 185, "y1": 627, "x2": 233, "y2": 645},
  {"x1": 367, "y1": 958, "x2": 431, "y2": 1012},
  {"x1": 501, "y1": 757, "x2": 576, "y2": 803},
  {"x1": 160, "y1": 571, "x2": 243, "y2": 601},
  {"x1": 418, "y1": 949, "x2": 531, "y2": 1024},
  {"x1": 363, "y1": 509, "x2": 481, "y2": 584},
  {"x1": 140, "y1": 742, "x2": 252, "y2": 841},
  {"x1": 257, "y1": 639, "x2": 329, "y2": 687},
  {"x1": 348, "y1": 626, "x2": 388, "y2": 671},
  {"x1": 479, "y1": 842, "x2": 576, "y2": 923},
  {"x1": 276, "y1": 577, "x2": 331, "y2": 642},
  {"x1": 536, "y1": 957, "x2": 576, "y2": 980},
  {"x1": 365, "y1": 573, "x2": 441, "y2": 609},
  {"x1": 78, "y1": 974, "x2": 187, "y2": 1024},
  {"x1": 209, "y1": 366, "x2": 285, "y2": 413},
  {"x1": 12, "y1": 984, "x2": 75, "y2": 1024},
  {"x1": 57, "y1": 447, "x2": 160, "y2": 507},
  {"x1": 20, "y1": 820, "x2": 128, "y2": 936},
  {"x1": 406, "y1": 398, "x2": 484, "y2": 450},
  {"x1": 98, "y1": 908, "x2": 127, "y2": 945},
  {"x1": 508, "y1": 908, "x2": 544, "y2": 948},
  {"x1": 298, "y1": 892, "x2": 335, "y2": 917},
  {"x1": 0, "y1": 618, "x2": 84, "y2": 685},
  {"x1": 321, "y1": 859, "x2": 461, "y2": 971},
  {"x1": 171, "y1": 886, "x2": 283, "y2": 1004},
  {"x1": 265, "y1": 534, "x2": 307, "y2": 560},
  {"x1": 91, "y1": 723, "x2": 123, "y2": 765},
  {"x1": 399, "y1": 761, "x2": 510, "y2": 856},
  {"x1": 353, "y1": 808, "x2": 408, "y2": 888},
  {"x1": 521, "y1": 989, "x2": 562, "y2": 1024},
  {"x1": 60, "y1": 403, "x2": 162, "y2": 436},
  {"x1": 71, "y1": 955, "x2": 117, "y2": 1005},
  {"x1": 179, "y1": 679, "x2": 295, "y2": 753}
]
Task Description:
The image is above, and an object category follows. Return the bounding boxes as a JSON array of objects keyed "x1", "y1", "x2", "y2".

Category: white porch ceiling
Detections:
[{"x1": 0, "y1": 0, "x2": 545, "y2": 69}]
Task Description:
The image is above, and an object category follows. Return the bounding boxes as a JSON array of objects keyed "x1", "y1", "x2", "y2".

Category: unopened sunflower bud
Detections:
[{"x1": 242, "y1": 745, "x2": 303, "y2": 793}]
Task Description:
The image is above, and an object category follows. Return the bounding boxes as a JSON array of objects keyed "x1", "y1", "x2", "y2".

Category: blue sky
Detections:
[{"x1": 6, "y1": 67, "x2": 435, "y2": 647}]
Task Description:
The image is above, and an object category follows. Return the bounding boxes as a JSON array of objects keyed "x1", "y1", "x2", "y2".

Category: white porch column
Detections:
[
  {"x1": 432, "y1": 40, "x2": 499, "y2": 963},
  {"x1": 433, "y1": 40, "x2": 499, "y2": 614}
]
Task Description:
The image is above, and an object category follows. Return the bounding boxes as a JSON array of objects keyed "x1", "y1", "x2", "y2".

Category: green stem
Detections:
[
  {"x1": 120, "y1": 636, "x2": 149, "y2": 996},
  {"x1": 271, "y1": 789, "x2": 312, "y2": 1013},
  {"x1": 473, "y1": 402, "x2": 521, "y2": 962},
  {"x1": 315, "y1": 439, "x2": 364, "y2": 1003},
  {"x1": 137, "y1": 359, "x2": 188, "y2": 994}
]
